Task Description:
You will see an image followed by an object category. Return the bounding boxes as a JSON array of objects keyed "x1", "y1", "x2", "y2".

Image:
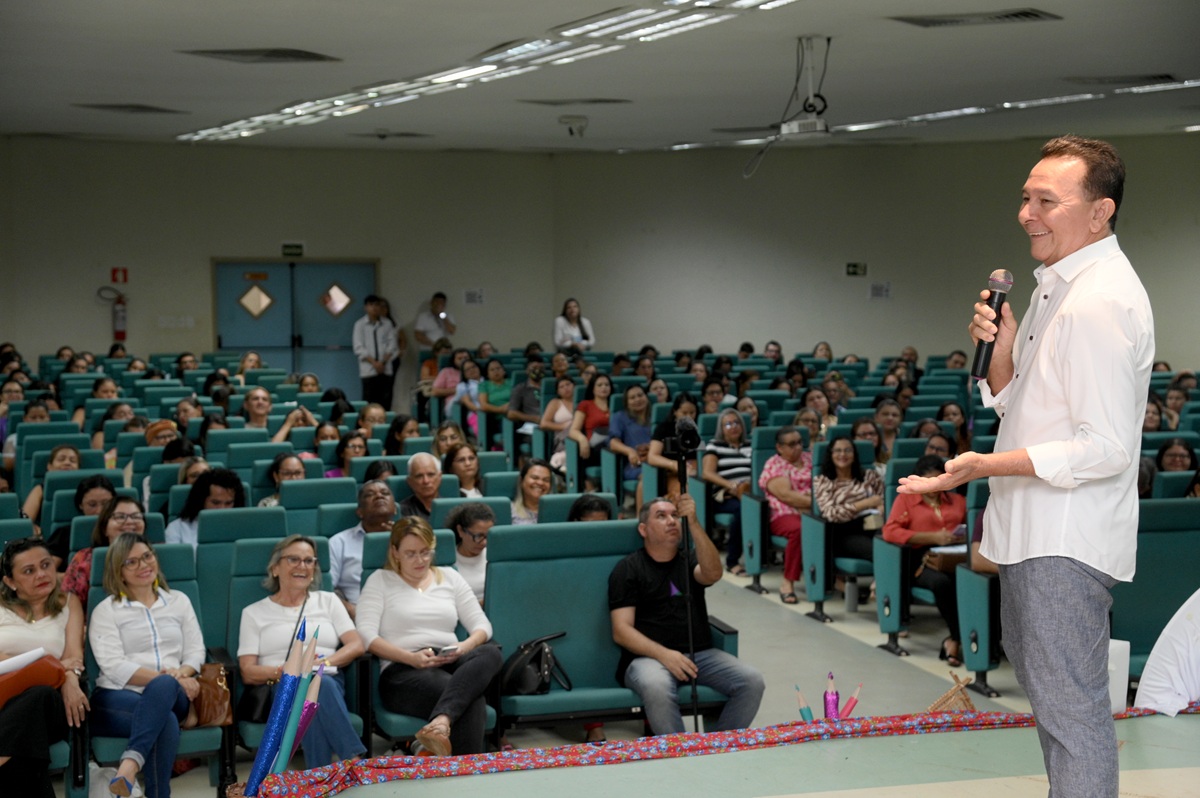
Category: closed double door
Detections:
[{"x1": 214, "y1": 260, "x2": 377, "y2": 397}]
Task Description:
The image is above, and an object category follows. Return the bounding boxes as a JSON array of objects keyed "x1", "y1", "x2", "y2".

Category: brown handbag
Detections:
[
  {"x1": 0, "y1": 654, "x2": 66, "y2": 712},
  {"x1": 190, "y1": 663, "x2": 233, "y2": 727}
]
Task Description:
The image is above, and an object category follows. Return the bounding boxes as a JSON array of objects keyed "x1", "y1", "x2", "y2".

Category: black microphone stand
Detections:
[{"x1": 669, "y1": 430, "x2": 702, "y2": 733}]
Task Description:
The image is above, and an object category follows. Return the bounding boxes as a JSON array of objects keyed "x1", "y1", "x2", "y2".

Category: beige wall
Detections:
[{"x1": 1, "y1": 135, "x2": 1196, "y2": 374}]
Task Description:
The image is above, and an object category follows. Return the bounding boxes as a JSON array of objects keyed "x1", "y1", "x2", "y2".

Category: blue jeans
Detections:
[
  {"x1": 624, "y1": 647, "x2": 764, "y2": 735},
  {"x1": 1000, "y1": 557, "x2": 1118, "y2": 798},
  {"x1": 284, "y1": 671, "x2": 365, "y2": 767},
  {"x1": 91, "y1": 675, "x2": 189, "y2": 798}
]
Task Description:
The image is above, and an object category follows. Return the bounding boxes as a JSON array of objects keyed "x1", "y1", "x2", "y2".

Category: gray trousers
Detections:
[{"x1": 999, "y1": 556, "x2": 1119, "y2": 798}]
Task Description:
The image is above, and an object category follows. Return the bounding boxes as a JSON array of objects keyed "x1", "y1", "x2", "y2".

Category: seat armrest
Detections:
[{"x1": 708, "y1": 615, "x2": 739, "y2": 656}]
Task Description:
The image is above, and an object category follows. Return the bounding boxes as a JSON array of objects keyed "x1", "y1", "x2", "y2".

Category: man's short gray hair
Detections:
[{"x1": 408, "y1": 452, "x2": 441, "y2": 475}]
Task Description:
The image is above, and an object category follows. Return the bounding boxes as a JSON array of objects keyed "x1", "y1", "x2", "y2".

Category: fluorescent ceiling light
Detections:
[
  {"x1": 833, "y1": 119, "x2": 904, "y2": 133},
  {"x1": 406, "y1": 83, "x2": 470, "y2": 96},
  {"x1": 331, "y1": 104, "x2": 369, "y2": 117},
  {"x1": 1184, "y1": 124, "x2": 1200, "y2": 133},
  {"x1": 757, "y1": 0, "x2": 800, "y2": 8},
  {"x1": 1000, "y1": 93, "x2": 1102, "y2": 109},
  {"x1": 475, "y1": 65, "x2": 541, "y2": 82},
  {"x1": 557, "y1": 8, "x2": 663, "y2": 37},
  {"x1": 627, "y1": 13, "x2": 735, "y2": 41},
  {"x1": 549, "y1": 44, "x2": 626, "y2": 65},
  {"x1": 371, "y1": 95, "x2": 419, "y2": 108},
  {"x1": 906, "y1": 106, "x2": 988, "y2": 123},
  {"x1": 1113, "y1": 78, "x2": 1200, "y2": 95},
  {"x1": 428, "y1": 65, "x2": 497, "y2": 83},
  {"x1": 479, "y1": 39, "x2": 573, "y2": 63}
]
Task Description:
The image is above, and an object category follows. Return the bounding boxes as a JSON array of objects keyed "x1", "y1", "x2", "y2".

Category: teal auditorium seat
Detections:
[
  {"x1": 430, "y1": 496, "x2": 513, "y2": 528},
  {"x1": 87, "y1": 544, "x2": 236, "y2": 794},
  {"x1": 954, "y1": 479, "x2": 1002, "y2": 697},
  {"x1": 0, "y1": 493, "x2": 18, "y2": 519},
  {"x1": 1111, "y1": 499, "x2": 1200, "y2": 682},
  {"x1": 484, "y1": 521, "x2": 738, "y2": 734},
  {"x1": 317, "y1": 503, "x2": 363, "y2": 538},
  {"x1": 280, "y1": 478, "x2": 358, "y2": 534},
  {"x1": 872, "y1": 536, "x2": 938, "y2": 655},
  {"x1": 799, "y1": 440, "x2": 877, "y2": 623},
  {"x1": 70, "y1": 512, "x2": 166, "y2": 553},
  {"x1": 204, "y1": 428, "x2": 271, "y2": 459},
  {"x1": 0, "y1": 518, "x2": 36, "y2": 545},
  {"x1": 536, "y1": 492, "x2": 617, "y2": 524},
  {"x1": 39, "y1": 468, "x2": 125, "y2": 528},
  {"x1": 225, "y1": 537, "x2": 367, "y2": 758},
  {"x1": 195, "y1": 507, "x2": 290, "y2": 647},
  {"x1": 358, "y1": 529, "x2": 496, "y2": 752}
]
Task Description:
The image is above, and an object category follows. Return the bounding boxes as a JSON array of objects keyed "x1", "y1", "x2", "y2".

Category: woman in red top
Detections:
[
  {"x1": 882, "y1": 455, "x2": 967, "y2": 665},
  {"x1": 568, "y1": 373, "x2": 611, "y2": 488}
]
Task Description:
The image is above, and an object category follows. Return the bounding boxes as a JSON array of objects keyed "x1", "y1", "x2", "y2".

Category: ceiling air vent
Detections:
[
  {"x1": 181, "y1": 49, "x2": 341, "y2": 64},
  {"x1": 1064, "y1": 74, "x2": 1177, "y2": 86},
  {"x1": 72, "y1": 104, "x2": 187, "y2": 114},
  {"x1": 348, "y1": 131, "x2": 432, "y2": 140},
  {"x1": 890, "y1": 8, "x2": 1062, "y2": 28},
  {"x1": 520, "y1": 98, "x2": 631, "y2": 107}
]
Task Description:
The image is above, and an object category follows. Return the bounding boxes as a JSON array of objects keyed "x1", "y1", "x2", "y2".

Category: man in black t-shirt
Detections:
[{"x1": 608, "y1": 494, "x2": 764, "y2": 735}]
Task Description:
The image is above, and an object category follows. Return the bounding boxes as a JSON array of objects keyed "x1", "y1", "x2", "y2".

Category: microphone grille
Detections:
[{"x1": 987, "y1": 269, "x2": 1014, "y2": 292}]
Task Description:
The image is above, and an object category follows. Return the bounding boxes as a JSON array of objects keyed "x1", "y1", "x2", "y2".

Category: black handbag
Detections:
[
  {"x1": 237, "y1": 683, "x2": 274, "y2": 724},
  {"x1": 499, "y1": 631, "x2": 572, "y2": 695}
]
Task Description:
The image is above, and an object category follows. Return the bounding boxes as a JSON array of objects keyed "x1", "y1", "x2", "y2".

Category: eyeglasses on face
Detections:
[
  {"x1": 467, "y1": 531, "x2": 488, "y2": 544},
  {"x1": 121, "y1": 551, "x2": 157, "y2": 569},
  {"x1": 111, "y1": 512, "x2": 145, "y2": 523},
  {"x1": 281, "y1": 555, "x2": 317, "y2": 568},
  {"x1": 399, "y1": 548, "x2": 435, "y2": 561}
]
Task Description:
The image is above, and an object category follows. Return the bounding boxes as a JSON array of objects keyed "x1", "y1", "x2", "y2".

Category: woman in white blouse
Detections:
[
  {"x1": 0, "y1": 538, "x2": 89, "y2": 797},
  {"x1": 88, "y1": 534, "x2": 204, "y2": 798},
  {"x1": 553, "y1": 298, "x2": 595, "y2": 352},
  {"x1": 356, "y1": 517, "x2": 501, "y2": 756},
  {"x1": 237, "y1": 535, "x2": 365, "y2": 767}
]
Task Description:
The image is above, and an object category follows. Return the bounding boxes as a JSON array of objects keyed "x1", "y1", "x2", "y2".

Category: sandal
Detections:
[
  {"x1": 415, "y1": 722, "x2": 452, "y2": 757},
  {"x1": 939, "y1": 637, "x2": 963, "y2": 668},
  {"x1": 726, "y1": 564, "x2": 747, "y2": 577},
  {"x1": 779, "y1": 590, "x2": 799, "y2": 605},
  {"x1": 109, "y1": 776, "x2": 134, "y2": 797}
]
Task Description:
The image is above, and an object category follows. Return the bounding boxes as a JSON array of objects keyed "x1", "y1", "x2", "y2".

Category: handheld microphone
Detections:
[
  {"x1": 971, "y1": 269, "x2": 1014, "y2": 380},
  {"x1": 676, "y1": 416, "x2": 702, "y2": 452}
]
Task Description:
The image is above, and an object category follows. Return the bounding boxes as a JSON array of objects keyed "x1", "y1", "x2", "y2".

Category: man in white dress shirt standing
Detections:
[
  {"x1": 352, "y1": 294, "x2": 399, "y2": 409},
  {"x1": 899, "y1": 135, "x2": 1154, "y2": 798}
]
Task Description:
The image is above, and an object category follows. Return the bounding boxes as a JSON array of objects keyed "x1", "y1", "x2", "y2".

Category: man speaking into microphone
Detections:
[{"x1": 898, "y1": 135, "x2": 1153, "y2": 798}]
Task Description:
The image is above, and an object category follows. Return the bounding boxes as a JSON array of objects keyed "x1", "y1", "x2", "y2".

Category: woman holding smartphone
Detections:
[{"x1": 356, "y1": 517, "x2": 501, "y2": 756}]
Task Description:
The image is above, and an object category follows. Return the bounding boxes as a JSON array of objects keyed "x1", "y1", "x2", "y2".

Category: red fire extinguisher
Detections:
[
  {"x1": 97, "y1": 287, "x2": 128, "y2": 342},
  {"x1": 112, "y1": 293, "x2": 127, "y2": 341}
]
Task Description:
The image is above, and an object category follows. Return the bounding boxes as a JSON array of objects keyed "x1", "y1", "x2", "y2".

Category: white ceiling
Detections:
[{"x1": 3, "y1": 0, "x2": 1199, "y2": 152}]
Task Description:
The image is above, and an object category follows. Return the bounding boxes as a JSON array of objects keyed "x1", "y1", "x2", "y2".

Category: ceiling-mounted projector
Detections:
[{"x1": 779, "y1": 118, "x2": 830, "y2": 139}]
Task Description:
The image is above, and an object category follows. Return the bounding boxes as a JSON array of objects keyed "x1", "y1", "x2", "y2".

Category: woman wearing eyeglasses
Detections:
[
  {"x1": 237, "y1": 535, "x2": 366, "y2": 768},
  {"x1": 89, "y1": 534, "x2": 204, "y2": 797},
  {"x1": 61, "y1": 496, "x2": 147, "y2": 605},
  {"x1": 325, "y1": 431, "x2": 368, "y2": 479},
  {"x1": 357, "y1": 517, "x2": 501, "y2": 756},
  {"x1": 702, "y1": 407, "x2": 753, "y2": 576},
  {"x1": 448, "y1": 503, "x2": 495, "y2": 603}
]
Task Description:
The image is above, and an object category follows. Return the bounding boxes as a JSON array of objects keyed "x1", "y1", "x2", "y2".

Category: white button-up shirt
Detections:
[
  {"x1": 980, "y1": 235, "x2": 1154, "y2": 581},
  {"x1": 89, "y1": 587, "x2": 206, "y2": 692}
]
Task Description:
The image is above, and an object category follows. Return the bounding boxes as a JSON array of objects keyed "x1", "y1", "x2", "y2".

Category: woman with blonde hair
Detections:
[
  {"x1": 356, "y1": 517, "x2": 501, "y2": 756},
  {"x1": 89, "y1": 534, "x2": 204, "y2": 797}
]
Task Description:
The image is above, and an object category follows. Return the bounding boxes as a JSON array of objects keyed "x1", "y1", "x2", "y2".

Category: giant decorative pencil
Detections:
[
  {"x1": 840, "y1": 683, "x2": 863, "y2": 718},
  {"x1": 289, "y1": 661, "x2": 325, "y2": 759},
  {"x1": 794, "y1": 685, "x2": 814, "y2": 722},
  {"x1": 823, "y1": 672, "x2": 840, "y2": 720},
  {"x1": 274, "y1": 628, "x2": 320, "y2": 773},
  {"x1": 244, "y1": 619, "x2": 306, "y2": 796}
]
